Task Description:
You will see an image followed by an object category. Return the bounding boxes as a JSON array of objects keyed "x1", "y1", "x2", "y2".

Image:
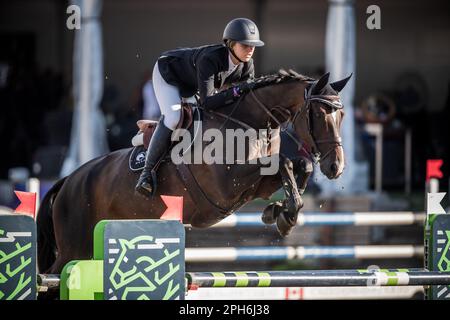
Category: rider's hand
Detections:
[{"x1": 232, "y1": 81, "x2": 254, "y2": 97}]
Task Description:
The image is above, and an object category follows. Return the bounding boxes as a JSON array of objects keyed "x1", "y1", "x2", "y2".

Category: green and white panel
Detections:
[
  {"x1": 102, "y1": 219, "x2": 185, "y2": 300},
  {"x1": 0, "y1": 214, "x2": 36, "y2": 300}
]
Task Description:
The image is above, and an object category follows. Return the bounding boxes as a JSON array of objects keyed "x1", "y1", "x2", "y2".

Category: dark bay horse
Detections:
[{"x1": 37, "y1": 70, "x2": 350, "y2": 274}]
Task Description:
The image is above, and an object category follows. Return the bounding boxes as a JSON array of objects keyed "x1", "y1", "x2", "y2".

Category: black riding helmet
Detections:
[{"x1": 223, "y1": 18, "x2": 265, "y2": 47}]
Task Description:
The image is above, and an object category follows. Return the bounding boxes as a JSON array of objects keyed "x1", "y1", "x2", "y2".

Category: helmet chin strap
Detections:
[{"x1": 227, "y1": 43, "x2": 245, "y2": 63}]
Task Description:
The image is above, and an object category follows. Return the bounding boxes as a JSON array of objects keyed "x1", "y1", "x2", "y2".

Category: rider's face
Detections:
[{"x1": 233, "y1": 43, "x2": 255, "y2": 62}]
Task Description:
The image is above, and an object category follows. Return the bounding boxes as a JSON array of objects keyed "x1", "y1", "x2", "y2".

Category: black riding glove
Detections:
[
  {"x1": 232, "y1": 81, "x2": 254, "y2": 97},
  {"x1": 202, "y1": 89, "x2": 236, "y2": 110},
  {"x1": 202, "y1": 82, "x2": 254, "y2": 111}
]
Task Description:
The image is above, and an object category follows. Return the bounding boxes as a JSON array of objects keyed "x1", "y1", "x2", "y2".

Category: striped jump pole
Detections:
[
  {"x1": 185, "y1": 245, "x2": 424, "y2": 262},
  {"x1": 210, "y1": 211, "x2": 426, "y2": 228},
  {"x1": 186, "y1": 269, "x2": 450, "y2": 288}
]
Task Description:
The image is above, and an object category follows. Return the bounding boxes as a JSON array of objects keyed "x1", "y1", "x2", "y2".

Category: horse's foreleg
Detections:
[
  {"x1": 260, "y1": 155, "x2": 313, "y2": 230},
  {"x1": 293, "y1": 156, "x2": 314, "y2": 195},
  {"x1": 263, "y1": 155, "x2": 313, "y2": 236},
  {"x1": 273, "y1": 155, "x2": 304, "y2": 236}
]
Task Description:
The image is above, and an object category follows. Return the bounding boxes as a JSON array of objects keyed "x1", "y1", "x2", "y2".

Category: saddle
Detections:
[
  {"x1": 129, "y1": 103, "x2": 195, "y2": 171},
  {"x1": 132, "y1": 103, "x2": 195, "y2": 150}
]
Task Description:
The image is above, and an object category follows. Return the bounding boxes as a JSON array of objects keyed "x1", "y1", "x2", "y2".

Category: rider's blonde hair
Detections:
[{"x1": 226, "y1": 40, "x2": 236, "y2": 49}]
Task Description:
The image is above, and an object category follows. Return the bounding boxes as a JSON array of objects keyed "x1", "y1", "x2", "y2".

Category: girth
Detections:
[{"x1": 176, "y1": 163, "x2": 228, "y2": 221}]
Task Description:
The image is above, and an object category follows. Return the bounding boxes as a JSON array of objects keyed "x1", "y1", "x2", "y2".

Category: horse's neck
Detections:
[
  {"x1": 206, "y1": 94, "x2": 271, "y2": 130},
  {"x1": 234, "y1": 94, "x2": 271, "y2": 129}
]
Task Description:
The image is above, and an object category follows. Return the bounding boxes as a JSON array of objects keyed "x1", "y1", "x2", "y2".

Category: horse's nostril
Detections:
[{"x1": 331, "y1": 163, "x2": 338, "y2": 174}]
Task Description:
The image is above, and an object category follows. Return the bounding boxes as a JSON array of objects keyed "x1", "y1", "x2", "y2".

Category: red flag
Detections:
[
  {"x1": 426, "y1": 159, "x2": 443, "y2": 182},
  {"x1": 14, "y1": 191, "x2": 36, "y2": 219},
  {"x1": 160, "y1": 195, "x2": 183, "y2": 222}
]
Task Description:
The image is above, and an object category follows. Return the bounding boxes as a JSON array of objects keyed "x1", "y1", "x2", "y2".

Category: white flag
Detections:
[{"x1": 427, "y1": 192, "x2": 447, "y2": 215}]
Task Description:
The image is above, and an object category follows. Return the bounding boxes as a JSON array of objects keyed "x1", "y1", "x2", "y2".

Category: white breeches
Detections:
[{"x1": 152, "y1": 61, "x2": 181, "y2": 130}]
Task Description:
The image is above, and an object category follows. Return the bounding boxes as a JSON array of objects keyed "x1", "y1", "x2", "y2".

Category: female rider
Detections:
[{"x1": 135, "y1": 17, "x2": 265, "y2": 198}]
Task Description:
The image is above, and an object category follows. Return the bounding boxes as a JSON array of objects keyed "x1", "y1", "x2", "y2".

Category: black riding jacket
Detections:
[{"x1": 157, "y1": 44, "x2": 254, "y2": 109}]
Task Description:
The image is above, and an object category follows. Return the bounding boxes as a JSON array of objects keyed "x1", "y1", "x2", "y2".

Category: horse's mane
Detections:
[
  {"x1": 217, "y1": 69, "x2": 315, "y2": 93},
  {"x1": 249, "y1": 69, "x2": 315, "y2": 89}
]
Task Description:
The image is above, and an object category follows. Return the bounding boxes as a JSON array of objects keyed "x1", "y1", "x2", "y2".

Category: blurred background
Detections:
[
  {"x1": 1, "y1": 0, "x2": 449, "y2": 195},
  {"x1": 0, "y1": 0, "x2": 449, "y2": 299}
]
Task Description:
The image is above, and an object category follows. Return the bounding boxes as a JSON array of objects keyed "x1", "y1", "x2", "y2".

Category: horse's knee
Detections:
[
  {"x1": 280, "y1": 155, "x2": 294, "y2": 171},
  {"x1": 291, "y1": 156, "x2": 313, "y2": 194},
  {"x1": 296, "y1": 156, "x2": 313, "y2": 174}
]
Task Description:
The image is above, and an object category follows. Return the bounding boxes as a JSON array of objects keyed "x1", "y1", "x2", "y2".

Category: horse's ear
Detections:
[
  {"x1": 313, "y1": 72, "x2": 330, "y2": 94},
  {"x1": 330, "y1": 73, "x2": 353, "y2": 92}
]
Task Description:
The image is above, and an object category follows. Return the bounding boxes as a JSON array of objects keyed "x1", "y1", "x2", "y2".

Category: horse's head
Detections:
[
  {"x1": 292, "y1": 72, "x2": 351, "y2": 179},
  {"x1": 232, "y1": 70, "x2": 351, "y2": 179}
]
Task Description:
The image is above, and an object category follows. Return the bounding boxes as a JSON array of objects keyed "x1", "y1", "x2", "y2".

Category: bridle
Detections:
[
  {"x1": 249, "y1": 80, "x2": 344, "y2": 164},
  {"x1": 291, "y1": 82, "x2": 344, "y2": 163}
]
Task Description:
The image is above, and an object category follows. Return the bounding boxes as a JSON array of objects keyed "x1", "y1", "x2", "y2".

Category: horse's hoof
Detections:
[
  {"x1": 276, "y1": 212, "x2": 297, "y2": 237},
  {"x1": 261, "y1": 201, "x2": 283, "y2": 225},
  {"x1": 285, "y1": 195, "x2": 303, "y2": 216}
]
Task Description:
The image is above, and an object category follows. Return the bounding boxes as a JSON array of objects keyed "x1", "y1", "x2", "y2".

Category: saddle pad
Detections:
[
  {"x1": 129, "y1": 146, "x2": 147, "y2": 171},
  {"x1": 129, "y1": 145, "x2": 171, "y2": 172}
]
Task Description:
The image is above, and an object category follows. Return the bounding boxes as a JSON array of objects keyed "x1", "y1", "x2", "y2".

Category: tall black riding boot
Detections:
[{"x1": 135, "y1": 121, "x2": 173, "y2": 198}]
